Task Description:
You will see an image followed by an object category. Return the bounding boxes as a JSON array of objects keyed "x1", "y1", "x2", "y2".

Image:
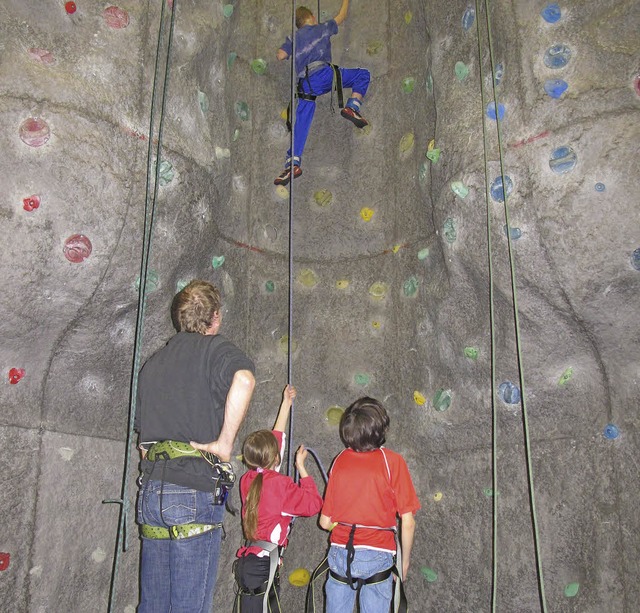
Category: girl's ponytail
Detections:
[{"x1": 241, "y1": 430, "x2": 280, "y2": 541}]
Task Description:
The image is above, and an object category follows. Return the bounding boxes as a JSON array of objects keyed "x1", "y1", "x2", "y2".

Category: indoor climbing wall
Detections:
[{"x1": 1, "y1": 1, "x2": 639, "y2": 612}]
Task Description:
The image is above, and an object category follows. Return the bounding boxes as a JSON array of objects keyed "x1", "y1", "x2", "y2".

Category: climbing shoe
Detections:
[
  {"x1": 274, "y1": 165, "x2": 302, "y2": 186},
  {"x1": 341, "y1": 107, "x2": 369, "y2": 129}
]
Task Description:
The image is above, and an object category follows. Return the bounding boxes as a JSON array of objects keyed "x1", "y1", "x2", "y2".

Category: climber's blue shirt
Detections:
[{"x1": 280, "y1": 19, "x2": 339, "y2": 77}]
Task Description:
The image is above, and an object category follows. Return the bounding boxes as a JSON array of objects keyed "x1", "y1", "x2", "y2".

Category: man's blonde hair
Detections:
[
  {"x1": 296, "y1": 6, "x2": 314, "y2": 28},
  {"x1": 170, "y1": 280, "x2": 221, "y2": 334}
]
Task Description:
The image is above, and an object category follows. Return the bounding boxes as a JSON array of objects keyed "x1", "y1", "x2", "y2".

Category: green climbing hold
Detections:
[
  {"x1": 417, "y1": 248, "x2": 429, "y2": 260},
  {"x1": 404, "y1": 11, "x2": 412, "y2": 24},
  {"x1": 454, "y1": 61, "x2": 469, "y2": 81},
  {"x1": 314, "y1": 189, "x2": 333, "y2": 207},
  {"x1": 483, "y1": 488, "x2": 500, "y2": 497},
  {"x1": 399, "y1": 132, "x2": 415, "y2": 154},
  {"x1": 403, "y1": 276, "x2": 419, "y2": 297},
  {"x1": 426, "y1": 73, "x2": 433, "y2": 93},
  {"x1": 426, "y1": 140, "x2": 441, "y2": 163},
  {"x1": 451, "y1": 181, "x2": 469, "y2": 199},
  {"x1": 464, "y1": 347, "x2": 479, "y2": 360},
  {"x1": 420, "y1": 567, "x2": 438, "y2": 582},
  {"x1": 158, "y1": 160, "x2": 175, "y2": 186},
  {"x1": 366, "y1": 40, "x2": 384, "y2": 55},
  {"x1": 251, "y1": 59, "x2": 267, "y2": 75},
  {"x1": 418, "y1": 161, "x2": 429, "y2": 182},
  {"x1": 278, "y1": 335, "x2": 298, "y2": 354},
  {"x1": 558, "y1": 367, "x2": 573, "y2": 386},
  {"x1": 369, "y1": 282, "x2": 388, "y2": 299},
  {"x1": 222, "y1": 4, "x2": 234, "y2": 18},
  {"x1": 298, "y1": 269, "x2": 319, "y2": 288},
  {"x1": 176, "y1": 279, "x2": 189, "y2": 292},
  {"x1": 211, "y1": 255, "x2": 225, "y2": 269},
  {"x1": 135, "y1": 270, "x2": 159, "y2": 292},
  {"x1": 564, "y1": 582, "x2": 580, "y2": 598},
  {"x1": 235, "y1": 101, "x2": 250, "y2": 121},
  {"x1": 433, "y1": 389, "x2": 452, "y2": 412},
  {"x1": 354, "y1": 373, "x2": 371, "y2": 386},
  {"x1": 198, "y1": 90, "x2": 209, "y2": 114},
  {"x1": 227, "y1": 52, "x2": 237, "y2": 70},
  {"x1": 265, "y1": 280, "x2": 275, "y2": 293},
  {"x1": 232, "y1": 128, "x2": 240, "y2": 142},
  {"x1": 402, "y1": 77, "x2": 416, "y2": 94},
  {"x1": 443, "y1": 218, "x2": 457, "y2": 244}
]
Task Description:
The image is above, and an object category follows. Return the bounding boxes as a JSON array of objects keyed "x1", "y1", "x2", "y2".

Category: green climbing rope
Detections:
[
  {"x1": 476, "y1": 1, "x2": 549, "y2": 610},
  {"x1": 104, "y1": 2, "x2": 178, "y2": 611}
]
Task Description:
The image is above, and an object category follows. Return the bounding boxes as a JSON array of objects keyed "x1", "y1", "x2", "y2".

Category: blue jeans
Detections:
[
  {"x1": 137, "y1": 479, "x2": 225, "y2": 613},
  {"x1": 325, "y1": 545, "x2": 394, "y2": 613},
  {"x1": 287, "y1": 65, "x2": 371, "y2": 164}
]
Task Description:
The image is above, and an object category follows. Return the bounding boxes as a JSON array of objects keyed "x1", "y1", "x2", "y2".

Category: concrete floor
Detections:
[{"x1": 1, "y1": 1, "x2": 639, "y2": 611}]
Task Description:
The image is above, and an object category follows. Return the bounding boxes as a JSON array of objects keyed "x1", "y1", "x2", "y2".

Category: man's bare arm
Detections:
[
  {"x1": 190, "y1": 369, "x2": 255, "y2": 461},
  {"x1": 334, "y1": 0, "x2": 349, "y2": 26}
]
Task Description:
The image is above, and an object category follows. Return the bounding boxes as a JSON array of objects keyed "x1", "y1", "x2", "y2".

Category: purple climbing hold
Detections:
[{"x1": 544, "y1": 79, "x2": 568, "y2": 99}]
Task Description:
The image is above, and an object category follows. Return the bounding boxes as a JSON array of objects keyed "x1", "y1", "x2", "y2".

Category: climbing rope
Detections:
[
  {"x1": 472, "y1": 2, "x2": 498, "y2": 610},
  {"x1": 286, "y1": 0, "x2": 298, "y2": 479},
  {"x1": 103, "y1": 1, "x2": 177, "y2": 611},
  {"x1": 475, "y1": 1, "x2": 549, "y2": 610}
]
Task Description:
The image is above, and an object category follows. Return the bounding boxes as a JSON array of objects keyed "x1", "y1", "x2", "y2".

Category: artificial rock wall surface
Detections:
[{"x1": 1, "y1": 1, "x2": 639, "y2": 612}]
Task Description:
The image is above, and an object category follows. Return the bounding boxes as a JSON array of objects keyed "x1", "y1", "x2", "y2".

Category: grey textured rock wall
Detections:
[{"x1": 1, "y1": 1, "x2": 638, "y2": 612}]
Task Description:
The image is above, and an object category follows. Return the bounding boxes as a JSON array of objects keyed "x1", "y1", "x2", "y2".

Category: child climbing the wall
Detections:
[
  {"x1": 233, "y1": 385, "x2": 323, "y2": 612},
  {"x1": 274, "y1": 0, "x2": 371, "y2": 186},
  {"x1": 317, "y1": 397, "x2": 420, "y2": 613}
]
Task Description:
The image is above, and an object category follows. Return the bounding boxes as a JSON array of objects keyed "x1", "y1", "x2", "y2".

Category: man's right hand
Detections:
[{"x1": 190, "y1": 439, "x2": 230, "y2": 462}]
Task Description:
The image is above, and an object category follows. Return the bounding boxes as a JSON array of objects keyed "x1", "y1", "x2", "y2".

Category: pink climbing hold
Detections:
[
  {"x1": 9, "y1": 368, "x2": 25, "y2": 385},
  {"x1": 23, "y1": 195, "x2": 40, "y2": 212},
  {"x1": 103, "y1": 6, "x2": 130, "y2": 29},
  {"x1": 19, "y1": 117, "x2": 50, "y2": 147},
  {"x1": 28, "y1": 48, "x2": 56, "y2": 65},
  {"x1": 65, "y1": 1, "x2": 77, "y2": 14},
  {"x1": 634, "y1": 73, "x2": 640, "y2": 97},
  {"x1": 63, "y1": 234, "x2": 92, "y2": 263},
  {"x1": 0, "y1": 552, "x2": 10, "y2": 571}
]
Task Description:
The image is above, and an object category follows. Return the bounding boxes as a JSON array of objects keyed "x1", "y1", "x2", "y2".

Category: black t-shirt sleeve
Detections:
[{"x1": 208, "y1": 336, "x2": 255, "y2": 394}]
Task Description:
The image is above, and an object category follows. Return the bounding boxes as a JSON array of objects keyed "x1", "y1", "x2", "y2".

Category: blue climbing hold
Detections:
[
  {"x1": 544, "y1": 44, "x2": 572, "y2": 69},
  {"x1": 549, "y1": 146, "x2": 577, "y2": 174},
  {"x1": 462, "y1": 6, "x2": 475, "y2": 31},
  {"x1": 595, "y1": 182, "x2": 606, "y2": 192},
  {"x1": 504, "y1": 225, "x2": 522, "y2": 240},
  {"x1": 486, "y1": 102, "x2": 505, "y2": 121},
  {"x1": 490, "y1": 175, "x2": 513, "y2": 202},
  {"x1": 498, "y1": 381, "x2": 520, "y2": 404},
  {"x1": 603, "y1": 424, "x2": 619, "y2": 440},
  {"x1": 541, "y1": 4, "x2": 562, "y2": 23},
  {"x1": 631, "y1": 248, "x2": 640, "y2": 271},
  {"x1": 544, "y1": 79, "x2": 568, "y2": 99}
]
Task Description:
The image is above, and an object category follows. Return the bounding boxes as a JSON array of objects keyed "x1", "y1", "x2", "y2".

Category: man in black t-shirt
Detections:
[{"x1": 135, "y1": 280, "x2": 255, "y2": 613}]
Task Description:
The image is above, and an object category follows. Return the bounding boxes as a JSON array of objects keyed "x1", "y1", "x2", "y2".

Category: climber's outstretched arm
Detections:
[{"x1": 334, "y1": 0, "x2": 350, "y2": 26}]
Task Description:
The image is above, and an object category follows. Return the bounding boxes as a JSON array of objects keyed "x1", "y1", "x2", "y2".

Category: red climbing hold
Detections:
[
  {"x1": 9, "y1": 368, "x2": 25, "y2": 385},
  {"x1": 103, "y1": 6, "x2": 130, "y2": 29},
  {"x1": 65, "y1": 1, "x2": 77, "y2": 14},
  {"x1": 23, "y1": 195, "x2": 40, "y2": 212},
  {"x1": 63, "y1": 234, "x2": 92, "y2": 263},
  {"x1": 28, "y1": 48, "x2": 55, "y2": 65},
  {"x1": 19, "y1": 118, "x2": 50, "y2": 148},
  {"x1": 634, "y1": 73, "x2": 640, "y2": 97},
  {"x1": 0, "y1": 552, "x2": 10, "y2": 571}
]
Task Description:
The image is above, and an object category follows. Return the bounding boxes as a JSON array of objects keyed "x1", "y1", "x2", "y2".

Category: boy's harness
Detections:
[
  {"x1": 234, "y1": 540, "x2": 282, "y2": 613},
  {"x1": 140, "y1": 440, "x2": 235, "y2": 540},
  {"x1": 305, "y1": 523, "x2": 407, "y2": 613}
]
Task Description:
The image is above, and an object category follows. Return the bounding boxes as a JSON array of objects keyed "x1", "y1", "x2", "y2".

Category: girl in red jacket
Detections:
[{"x1": 233, "y1": 385, "x2": 323, "y2": 613}]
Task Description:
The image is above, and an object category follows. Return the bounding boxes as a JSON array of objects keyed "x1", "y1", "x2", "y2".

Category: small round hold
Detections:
[
  {"x1": 631, "y1": 248, "x2": 640, "y2": 271},
  {"x1": 594, "y1": 182, "x2": 606, "y2": 192},
  {"x1": 65, "y1": 1, "x2": 77, "y2": 14},
  {"x1": 498, "y1": 381, "x2": 520, "y2": 404},
  {"x1": 23, "y1": 195, "x2": 40, "y2": 212},
  {"x1": 288, "y1": 568, "x2": 310, "y2": 587},
  {"x1": 541, "y1": 4, "x2": 561, "y2": 23},
  {"x1": 9, "y1": 368, "x2": 25, "y2": 385},
  {"x1": 603, "y1": 424, "x2": 619, "y2": 440},
  {"x1": 63, "y1": 234, "x2": 92, "y2": 263},
  {"x1": 433, "y1": 492, "x2": 443, "y2": 501},
  {"x1": 19, "y1": 117, "x2": 50, "y2": 147}
]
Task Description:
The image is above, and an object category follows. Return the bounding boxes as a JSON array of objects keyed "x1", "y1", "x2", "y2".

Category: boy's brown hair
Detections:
[
  {"x1": 296, "y1": 6, "x2": 314, "y2": 28},
  {"x1": 170, "y1": 280, "x2": 221, "y2": 334},
  {"x1": 340, "y1": 397, "x2": 390, "y2": 452}
]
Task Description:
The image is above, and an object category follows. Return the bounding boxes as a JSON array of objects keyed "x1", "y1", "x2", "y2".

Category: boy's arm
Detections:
[
  {"x1": 400, "y1": 512, "x2": 416, "y2": 579},
  {"x1": 276, "y1": 48, "x2": 289, "y2": 60},
  {"x1": 334, "y1": 0, "x2": 349, "y2": 25},
  {"x1": 319, "y1": 514, "x2": 334, "y2": 530},
  {"x1": 273, "y1": 385, "x2": 296, "y2": 432}
]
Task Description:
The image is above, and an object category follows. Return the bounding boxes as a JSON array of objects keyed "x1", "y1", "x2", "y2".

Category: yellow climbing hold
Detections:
[
  {"x1": 278, "y1": 335, "x2": 298, "y2": 354},
  {"x1": 325, "y1": 406, "x2": 345, "y2": 426},
  {"x1": 369, "y1": 282, "x2": 388, "y2": 299},
  {"x1": 336, "y1": 279, "x2": 350, "y2": 289},
  {"x1": 275, "y1": 185, "x2": 288, "y2": 200},
  {"x1": 372, "y1": 320, "x2": 381, "y2": 329},
  {"x1": 280, "y1": 107, "x2": 288, "y2": 121},
  {"x1": 288, "y1": 568, "x2": 311, "y2": 587},
  {"x1": 355, "y1": 123, "x2": 373, "y2": 137},
  {"x1": 360, "y1": 207, "x2": 374, "y2": 222},
  {"x1": 433, "y1": 492, "x2": 443, "y2": 502},
  {"x1": 366, "y1": 40, "x2": 384, "y2": 56},
  {"x1": 298, "y1": 268, "x2": 319, "y2": 288},
  {"x1": 314, "y1": 189, "x2": 333, "y2": 207},
  {"x1": 392, "y1": 244, "x2": 402, "y2": 254},
  {"x1": 413, "y1": 391, "x2": 426, "y2": 406},
  {"x1": 404, "y1": 11, "x2": 412, "y2": 24},
  {"x1": 399, "y1": 131, "x2": 415, "y2": 154}
]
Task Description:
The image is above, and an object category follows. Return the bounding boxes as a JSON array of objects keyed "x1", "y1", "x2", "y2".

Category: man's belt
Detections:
[{"x1": 141, "y1": 522, "x2": 223, "y2": 540}]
